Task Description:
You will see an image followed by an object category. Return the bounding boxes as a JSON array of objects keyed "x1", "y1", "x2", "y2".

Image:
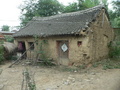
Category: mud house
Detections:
[{"x1": 13, "y1": 5, "x2": 114, "y2": 65}]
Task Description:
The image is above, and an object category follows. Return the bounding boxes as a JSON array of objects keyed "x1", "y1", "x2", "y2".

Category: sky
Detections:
[{"x1": 0, "y1": 0, "x2": 113, "y2": 30}]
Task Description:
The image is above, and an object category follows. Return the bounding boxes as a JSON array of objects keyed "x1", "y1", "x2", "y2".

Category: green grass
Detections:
[
  {"x1": 92, "y1": 59, "x2": 120, "y2": 70},
  {"x1": 0, "y1": 69, "x2": 2, "y2": 75},
  {"x1": 0, "y1": 45, "x2": 5, "y2": 64}
]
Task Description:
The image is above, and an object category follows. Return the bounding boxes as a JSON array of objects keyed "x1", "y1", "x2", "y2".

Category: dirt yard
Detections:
[{"x1": 0, "y1": 61, "x2": 120, "y2": 90}]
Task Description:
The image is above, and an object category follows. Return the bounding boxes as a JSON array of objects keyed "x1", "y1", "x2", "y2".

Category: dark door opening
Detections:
[{"x1": 18, "y1": 41, "x2": 26, "y2": 58}]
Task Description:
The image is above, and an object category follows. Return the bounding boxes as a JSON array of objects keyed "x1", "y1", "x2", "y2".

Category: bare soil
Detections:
[{"x1": 0, "y1": 61, "x2": 120, "y2": 90}]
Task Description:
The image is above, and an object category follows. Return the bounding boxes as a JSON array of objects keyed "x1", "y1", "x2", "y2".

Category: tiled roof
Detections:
[{"x1": 14, "y1": 5, "x2": 106, "y2": 37}]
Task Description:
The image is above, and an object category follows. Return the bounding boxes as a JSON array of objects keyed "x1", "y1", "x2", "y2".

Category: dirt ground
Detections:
[{"x1": 0, "y1": 61, "x2": 120, "y2": 90}]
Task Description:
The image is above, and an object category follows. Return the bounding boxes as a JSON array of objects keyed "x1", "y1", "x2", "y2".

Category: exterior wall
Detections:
[
  {"x1": 14, "y1": 9, "x2": 114, "y2": 66},
  {"x1": 14, "y1": 37, "x2": 37, "y2": 59},
  {"x1": 88, "y1": 9, "x2": 114, "y2": 62},
  {"x1": 46, "y1": 36, "x2": 90, "y2": 65},
  {"x1": 14, "y1": 36, "x2": 90, "y2": 65}
]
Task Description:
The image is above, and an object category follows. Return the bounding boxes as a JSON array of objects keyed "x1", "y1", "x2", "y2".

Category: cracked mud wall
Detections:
[
  {"x1": 88, "y1": 9, "x2": 114, "y2": 63},
  {"x1": 14, "y1": 37, "x2": 37, "y2": 59},
  {"x1": 44, "y1": 36, "x2": 90, "y2": 65},
  {"x1": 14, "y1": 10, "x2": 114, "y2": 66}
]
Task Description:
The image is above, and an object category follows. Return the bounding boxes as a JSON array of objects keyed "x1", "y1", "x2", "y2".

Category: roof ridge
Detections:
[{"x1": 33, "y1": 4, "x2": 104, "y2": 21}]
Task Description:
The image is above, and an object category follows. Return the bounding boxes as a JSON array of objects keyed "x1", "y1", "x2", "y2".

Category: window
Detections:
[
  {"x1": 77, "y1": 41, "x2": 82, "y2": 47},
  {"x1": 28, "y1": 42, "x2": 34, "y2": 50}
]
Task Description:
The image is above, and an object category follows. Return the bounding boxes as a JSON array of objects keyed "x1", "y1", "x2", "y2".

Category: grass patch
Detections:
[
  {"x1": 0, "y1": 69, "x2": 3, "y2": 75},
  {"x1": 92, "y1": 59, "x2": 120, "y2": 70},
  {"x1": 21, "y1": 69, "x2": 36, "y2": 90},
  {"x1": 108, "y1": 41, "x2": 120, "y2": 59},
  {"x1": 0, "y1": 45, "x2": 5, "y2": 64}
]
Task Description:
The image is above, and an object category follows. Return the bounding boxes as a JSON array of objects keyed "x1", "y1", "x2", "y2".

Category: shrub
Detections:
[
  {"x1": 0, "y1": 45, "x2": 5, "y2": 64},
  {"x1": 21, "y1": 69, "x2": 36, "y2": 90},
  {"x1": 4, "y1": 35, "x2": 14, "y2": 42},
  {"x1": 108, "y1": 42, "x2": 120, "y2": 58},
  {"x1": 34, "y1": 37, "x2": 55, "y2": 66},
  {"x1": 92, "y1": 59, "x2": 120, "y2": 70}
]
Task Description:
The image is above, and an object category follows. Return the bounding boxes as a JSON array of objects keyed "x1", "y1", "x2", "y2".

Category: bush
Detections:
[
  {"x1": 92, "y1": 59, "x2": 120, "y2": 70},
  {"x1": 4, "y1": 35, "x2": 14, "y2": 42},
  {"x1": 109, "y1": 43, "x2": 120, "y2": 58},
  {"x1": 35, "y1": 39, "x2": 55, "y2": 66},
  {"x1": 22, "y1": 69, "x2": 36, "y2": 90},
  {"x1": 0, "y1": 45, "x2": 5, "y2": 64}
]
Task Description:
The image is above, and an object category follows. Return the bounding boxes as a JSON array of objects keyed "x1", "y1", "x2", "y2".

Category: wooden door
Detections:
[{"x1": 57, "y1": 40, "x2": 69, "y2": 58}]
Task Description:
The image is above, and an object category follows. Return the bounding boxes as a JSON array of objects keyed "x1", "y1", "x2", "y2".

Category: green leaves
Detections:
[
  {"x1": 109, "y1": 0, "x2": 120, "y2": 28},
  {"x1": 113, "y1": 17, "x2": 120, "y2": 28},
  {"x1": 20, "y1": 0, "x2": 64, "y2": 26},
  {"x1": 0, "y1": 45, "x2": 5, "y2": 64},
  {"x1": 78, "y1": 0, "x2": 101, "y2": 10},
  {"x1": 81, "y1": 0, "x2": 99, "y2": 8},
  {"x1": 1, "y1": 25, "x2": 10, "y2": 31},
  {"x1": 4, "y1": 35, "x2": 14, "y2": 42},
  {"x1": 35, "y1": 0, "x2": 63, "y2": 17},
  {"x1": 63, "y1": 3, "x2": 78, "y2": 13}
]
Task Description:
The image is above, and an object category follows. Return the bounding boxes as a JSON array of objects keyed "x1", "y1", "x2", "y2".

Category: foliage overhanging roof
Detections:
[{"x1": 13, "y1": 5, "x2": 108, "y2": 37}]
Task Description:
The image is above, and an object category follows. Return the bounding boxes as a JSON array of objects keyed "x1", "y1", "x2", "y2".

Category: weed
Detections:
[
  {"x1": 92, "y1": 59, "x2": 120, "y2": 70},
  {"x1": 21, "y1": 69, "x2": 36, "y2": 90},
  {"x1": 0, "y1": 45, "x2": 5, "y2": 64},
  {"x1": 108, "y1": 41, "x2": 120, "y2": 59},
  {"x1": 34, "y1": 35, "x2": 55, "y2": 66},
  {"x1": 92, "y1": 62, "x2": 100, "y2": 68},
  {"x1": 0, "y1": 69, "x2": 2, "y2": 75},
  {"x1": 77, "y1": 64, "x2": 86, "y2": 69},
  {"x1": 60, "y1": 66, "x2": 78, "y2": 72}
]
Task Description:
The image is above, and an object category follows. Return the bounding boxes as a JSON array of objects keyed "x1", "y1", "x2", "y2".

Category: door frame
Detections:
[{"x1": 56, "y1": 40, "x2": 69, "y2": 59}]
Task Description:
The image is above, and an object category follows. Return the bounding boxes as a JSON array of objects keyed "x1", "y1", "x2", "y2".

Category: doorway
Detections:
[
  {"x1": 57, "y1": 40, "x2": 69, "y2": 65},
  {"x1": 57, "y1": 40, "x2": 69, "y2": 59},
  {"x1": 17, "y1": 41, "x2": 26, "y2": 58}
]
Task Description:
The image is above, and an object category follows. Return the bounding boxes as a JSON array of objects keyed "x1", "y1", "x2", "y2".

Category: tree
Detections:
[
  {"x1": 78, "y1": 0, "x2": 100, "y2": 10},
  {"x1": 1, "y1": 25, "x2": 10, "y2": 31},
  {"x1": 19, "y1": 0, "x2": 39, "y2": 26},
  {"x1": 63, "y1": 2, "x2": 78, "y2": 13},
  {"x1": 20, "y1": 0, "x2": 64, "y2": 26},
  {"x1": 63, "y1": 0, "x2": 108, "y2": 13},
  {"x1": 20, "y1": 0, "x2": 109, "y2": 27},
  {"x1": 35, "y1": 0, "x2": 63, "y2": 17},
  {"x1": 111, "y1": 0, "x2": 120, "y2": 28},
  {"x1": 112, "y1": 0, "x2": 120, "y2": 16}
]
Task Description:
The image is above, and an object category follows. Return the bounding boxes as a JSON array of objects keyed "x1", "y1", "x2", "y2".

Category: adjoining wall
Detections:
[{"x1": 88, "y1": 9, "x2": 114, "y2": 62}]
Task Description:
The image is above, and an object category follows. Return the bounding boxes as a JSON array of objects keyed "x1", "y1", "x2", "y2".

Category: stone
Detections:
[
  {"x1": 46, "y1": 89, "x2": 52, "y2": 90},
  {"x1": 74, "y1": 70, "x2": 77, "y2": 73},
  {"x1": 91, "y1": 72, "x2": 96, "y2": 75},
  {"x1": 63, "y1": 81, "x2": 70, "y2": 85},
  {"x1": 0, "y1": 84, "x2": 4, "y2": 90}
]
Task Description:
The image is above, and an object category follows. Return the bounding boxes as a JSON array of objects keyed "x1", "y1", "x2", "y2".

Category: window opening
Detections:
[
  {"x1": 77, "y1": 41, "x2": 82, "y2": 47},
  {"x1": 28, "y1": 42, "x2": 34, "y2": 50}
]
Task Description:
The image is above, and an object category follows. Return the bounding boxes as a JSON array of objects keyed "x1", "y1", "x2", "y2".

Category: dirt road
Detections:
[{"x1": 0, "y1": 62, "x2": 120, "y2": 90}]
